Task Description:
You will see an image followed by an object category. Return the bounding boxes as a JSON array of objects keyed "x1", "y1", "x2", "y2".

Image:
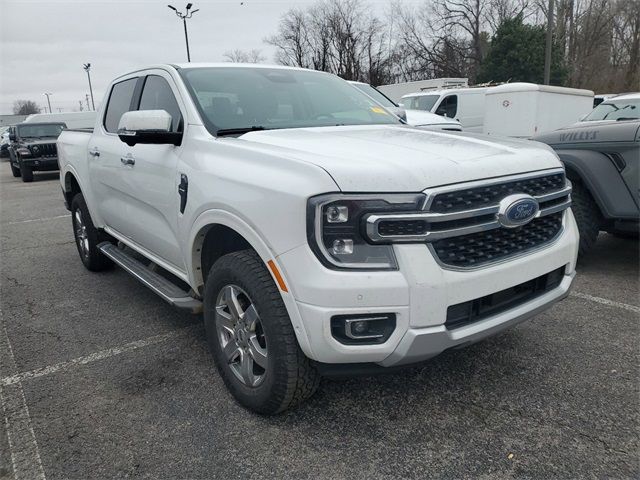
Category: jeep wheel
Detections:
[
  {"x1": 19, "y1": 160, "x2": 33, "y2": 182},
  {"x1": 10, "y1": 162, "x2": 20, "y2": 177},
  {"x1": 571, "y1": 181, "x2": 601, "y2": 256},
  {"x1": 204, "y1": 250, "x2": 320, "y2": 414},
  {"x1": 70, "y1": 193, "x2": 113, "y2": 271}
]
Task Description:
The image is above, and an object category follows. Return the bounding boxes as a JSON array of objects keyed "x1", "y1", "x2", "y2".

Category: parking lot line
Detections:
[
  {"x1": 3, "y1": 214, "x2": 70, "y2": 226},
  {"x1": 570, "y1": 292, "x2": 640, "y2": 314},
  {"x1": 0, "y1": 325, "x2": 198, "y2": 388},
  {"x1": 0, "y1": 310, "x2": 46, "y2": 480}
]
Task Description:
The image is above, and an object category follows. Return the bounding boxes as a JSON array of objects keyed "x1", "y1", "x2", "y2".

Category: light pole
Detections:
[
  {"x1": 83, "y1": 63, "x2": 95, "y2": 110},
  {"x1": 43, "y1": 93, "x2": 52, "y2": 113},
  {"x1": 168, "y1": 3, "x2": 199, "y2": 62},
  {"x1": 543, "y1": 0, "x2": 555, "y2": 85}
]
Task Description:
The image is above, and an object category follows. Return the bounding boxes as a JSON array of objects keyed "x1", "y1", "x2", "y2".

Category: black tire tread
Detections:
[
  {"x1": 10, "y1": 162, "x2": 20, "y2": 177},
  {"x1": 70, "y1": 193, "x2": 113, "y2": 272},
  {"x1": 570, "y1": 181, "x2": 601, "y2": 256},
  {"x1": 19, "y1": 160, "x2": 33, "y2": 182},
  {"x1": 205, "y1": 249, "x2": 320, "y2": 414}
]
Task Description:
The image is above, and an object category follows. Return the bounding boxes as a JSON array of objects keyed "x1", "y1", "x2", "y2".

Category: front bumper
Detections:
[
  {"x1": 20, "y1": 157, "x2": 59, "y2": 171},
  {"x1": 277, "y1": 210, "x2": 579, "y2": 366}
]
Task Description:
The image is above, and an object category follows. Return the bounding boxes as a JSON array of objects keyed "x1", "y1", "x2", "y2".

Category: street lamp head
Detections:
[
  {"x1": 83, "y1": 63, "x2": 91, "y2": 71},
  {"x1": 167, "y1": 4, "x2": 176, "y2": 10},
  {"x1": 186, "y1": 3, "x2": 193, "y2": 10},
  {"x1": 191, "y1": 8, "x2": 199, "y2": 13}
]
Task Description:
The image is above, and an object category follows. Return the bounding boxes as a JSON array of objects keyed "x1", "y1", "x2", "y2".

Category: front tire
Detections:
[
  {"x1": 570, "y1": 181, "x2": 601, "y2": 256},
  {"x1": 19, "y1": 160, "x2": 33, "y2": 182},
  {"x1": 10, "y1": 161, "x2": 20, "y2": 177},
  {"x1": 70, "y1": 193, "x2": 113, "y2": 271},
  {"x1": 204, "y1": 250, "x2": 320, "y2": 414}
]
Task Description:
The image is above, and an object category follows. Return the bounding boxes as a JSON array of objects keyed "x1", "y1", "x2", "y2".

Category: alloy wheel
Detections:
[
  {"x1": 73, "y1": 209, "x2": 90, "y2": 260},
  {"x1": 215, "y1": 284, "x2": 268, "y2": 387}
]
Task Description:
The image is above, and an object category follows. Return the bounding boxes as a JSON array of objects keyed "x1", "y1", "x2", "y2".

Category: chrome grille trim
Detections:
[{"x1": 365, "y1": 170, "x2": 571, "y2": 244}]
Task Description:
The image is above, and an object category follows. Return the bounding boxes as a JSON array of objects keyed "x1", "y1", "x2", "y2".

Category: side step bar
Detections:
[{"x1": 98, "y1": 242, "x2": 202, "y2": 313}]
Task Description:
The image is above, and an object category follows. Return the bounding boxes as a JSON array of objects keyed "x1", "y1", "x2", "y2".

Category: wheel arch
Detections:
[
  {"x1": 63, "y1": 171, "x2": 82, "y2": 209},
  {"x1": 558, "y1": 150, "x2": 638, "y2": 220},
  {"x1": 188, "y1": 209, "x2": 315, "y2": 360}
]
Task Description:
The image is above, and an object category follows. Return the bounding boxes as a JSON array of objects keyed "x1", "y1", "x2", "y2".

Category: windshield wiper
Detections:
[{"x1": 216, "y1": 126, "x2": 267, "y2": 137}]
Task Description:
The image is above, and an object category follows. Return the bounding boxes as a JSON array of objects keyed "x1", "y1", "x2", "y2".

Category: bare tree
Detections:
[
  {"x1": 266, "y1": 0, "x2": 394, "y2": 84},
  {"x1": 13, "y1": 100, "x2": 41, "y2": 115},
  {"x1": 223, "y1": 49, "x2": 266, "y2": 63}
]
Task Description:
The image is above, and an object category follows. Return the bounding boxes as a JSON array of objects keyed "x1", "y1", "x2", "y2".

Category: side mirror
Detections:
[
  {"x1": 117, "y1": 110, "x2": 182, "y2": 147},
  {"x1": 9, "y1": 133, "x2": 16, "y2": 142}
]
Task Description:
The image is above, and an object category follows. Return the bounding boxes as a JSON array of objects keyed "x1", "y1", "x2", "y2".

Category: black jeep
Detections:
[
  {"x1": 535, "y1": 120, "x2": 639, "y2": 255},
  {"x1": 8, "y1": 122, "x2": 66, "y2": 182}
]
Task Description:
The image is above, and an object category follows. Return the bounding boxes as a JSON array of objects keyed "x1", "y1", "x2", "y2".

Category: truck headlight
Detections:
[
  {"x1": 16, "y1": 147, "x2": 31, "y2": 156},
  {"x1": 307, "y1": 193, "x2": 425, "y2": 270}
]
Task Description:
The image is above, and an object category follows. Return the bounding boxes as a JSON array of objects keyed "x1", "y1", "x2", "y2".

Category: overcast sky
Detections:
[{"x1": 0, "y1": 0, "x2": 420, "y2": 115}]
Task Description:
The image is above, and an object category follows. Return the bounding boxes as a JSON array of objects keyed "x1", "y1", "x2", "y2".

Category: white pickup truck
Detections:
[{"x1": 58, "y1": 63, "x2": 579, "y2": 414}]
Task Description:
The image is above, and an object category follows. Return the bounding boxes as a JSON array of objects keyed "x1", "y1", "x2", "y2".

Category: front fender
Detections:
[
  {"x1": 559, "y1": 150, "x2": 639, "y2": 219},
  {"x1": 187, "y1": 209, "x2": 315, "y2": 360}
]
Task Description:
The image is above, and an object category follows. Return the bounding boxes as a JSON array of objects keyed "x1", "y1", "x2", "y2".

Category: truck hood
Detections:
[
  {"x1": 534, "y1": 120, "x2": 640, "y2": 146},
  {"x1": 240, "y1": 125, "x2": 561, "y2": 191},
  {"x1": 404, "y1": 109, "x2": 460, "y2": 128},
  {"x1": 20, "y1": 138, "x2": 58, "y2": 146}
]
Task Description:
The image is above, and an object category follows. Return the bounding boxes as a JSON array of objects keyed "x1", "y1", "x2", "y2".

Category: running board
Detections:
[{"x1": 98, "y1": 242, "x2": 202, "y2": 313}]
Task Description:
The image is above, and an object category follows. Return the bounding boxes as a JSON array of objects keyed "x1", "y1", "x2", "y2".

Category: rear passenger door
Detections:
[{"x1": 117, "y1": 72, "x2": 186, "y2": 271}]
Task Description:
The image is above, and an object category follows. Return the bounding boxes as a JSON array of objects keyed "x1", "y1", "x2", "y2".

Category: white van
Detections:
[
  {"x1": 483, "y1": 83, "x2": 593, "y2": 138},
  {"x1": 401, "y1": 87, "x2": 488, "y2": 132},
  {"x1": 24, "y1": 111, "x2": 97, "y2": 129}
]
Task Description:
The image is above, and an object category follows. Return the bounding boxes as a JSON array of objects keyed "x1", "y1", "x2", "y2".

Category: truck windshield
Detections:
[
  {"x1": 584, "y1": 99, "x2": 640, "y2": 121},
  {"x1": 17, "y1": 124, "x2": 65, "y2": 138},
  {"x1": 403, "y1": 95, "x2": 440, "y2": 112},
  {"x1": 179, "y1": 67, "x2": 400, "y2": 135}
]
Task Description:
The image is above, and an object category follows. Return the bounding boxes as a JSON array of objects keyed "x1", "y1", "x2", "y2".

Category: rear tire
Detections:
[
  {"x1": 570, "y1": 181, "x2": 601, "y2": 256},
  {"x1": 70, "y1": 193, "x2": 113, "y2": 271},
  {"x1": 204, "y1": 249, "x2": 320, "y2": 414},
  {"x1": 19, "y1": 160, "x2": 33, "y2": 182}
]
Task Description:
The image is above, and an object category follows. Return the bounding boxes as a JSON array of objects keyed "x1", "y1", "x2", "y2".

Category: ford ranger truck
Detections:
[{"x1": 57, "y1": 64, "x2": 579, "y2": 414}]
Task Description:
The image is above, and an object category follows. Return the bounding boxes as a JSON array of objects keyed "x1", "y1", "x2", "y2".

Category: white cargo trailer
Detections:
[
  {"x1": 23, "y1": 111, "x2": 97, "y2": 129},
  {"x1": 483, "y1": 83, "x2": 594, "y2": 138},
  {"x1": 377, "y1": 78, "x2": 467, "y2": 103}
]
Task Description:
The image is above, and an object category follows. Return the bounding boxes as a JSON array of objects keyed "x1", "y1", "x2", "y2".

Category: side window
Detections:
[
  {"x1": 436, "y1": 95, "x2": 458, "y2": 118},
  {"x1": 104, "y1": 78, "x2": 138, "y2": 133},
  {"x1": 138, "y1": 75, "x2": 183, "y2": 132}
]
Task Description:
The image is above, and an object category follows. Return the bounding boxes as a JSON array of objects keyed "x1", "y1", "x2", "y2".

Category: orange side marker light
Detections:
[{"x1": 267, "y1": 260, "x2": 288, "y2": 293}]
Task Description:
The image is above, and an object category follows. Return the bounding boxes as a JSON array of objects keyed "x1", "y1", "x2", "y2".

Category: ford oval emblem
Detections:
[{"x1": 498, "y1": 194, "x2": 539, "y2": 228}]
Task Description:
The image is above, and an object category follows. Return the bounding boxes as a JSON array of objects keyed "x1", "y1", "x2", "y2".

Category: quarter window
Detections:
[
  {"x1": 138, "y1": 75, "x2": 183, "y2": 132},
  {"x1": 103, "y1": 78, "x2": 138, "y2": 133}
]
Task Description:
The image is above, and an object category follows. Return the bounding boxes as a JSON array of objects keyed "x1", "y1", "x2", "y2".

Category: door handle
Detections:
[
  {"x1": 120, "y1": 156, "x2": 135, "y2": 166},
  {"x1": 89, "y1": 148, "x2": 100, "y2": 157}
]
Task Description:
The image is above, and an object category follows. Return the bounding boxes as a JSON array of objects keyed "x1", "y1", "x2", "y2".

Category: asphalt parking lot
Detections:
[{"x1": 0, "y1": 166, "x2": 638, "y2": 480}]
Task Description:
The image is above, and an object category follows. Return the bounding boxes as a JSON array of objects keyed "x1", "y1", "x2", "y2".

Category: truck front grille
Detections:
[
  {"x1": 31, "y1": 143, "x2": 57, "y2": 157},
  {"x1": 364, "y1": 169, "x2": 572, "y2": 269},
  {"x1": 431, "y1": 213, "x2": 563, "y2": 268},
  {"x1": 430, "y1": 173, "x2": 565, "y2": 213}
]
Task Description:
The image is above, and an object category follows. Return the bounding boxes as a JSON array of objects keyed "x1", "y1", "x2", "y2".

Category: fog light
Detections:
[
  {"x1": 351, "y1": 320, "x2": 368, "y2": 335},
  {"x1": 330, "y1": 313, "x2": 396, "y2": 345},
  {"x1": 326, "y1": 205, "x2": 348, "y2": 223},
  {"x1": 332, "y1": 239, "x2": 353, "y2": 255}
]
